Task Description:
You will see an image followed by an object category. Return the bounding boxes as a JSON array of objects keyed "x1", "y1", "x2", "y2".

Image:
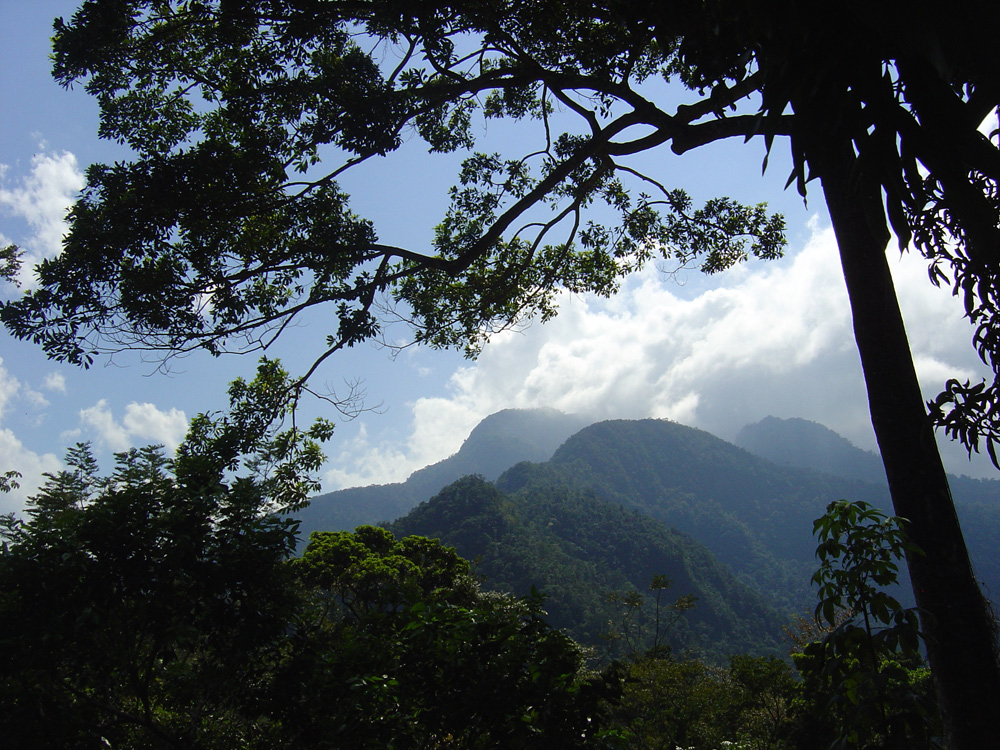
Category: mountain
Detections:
[
  {"x1": 734, "y1": 415, "x2": 1000, "y2": 605},
  {"x1": 734, "y1": 416, "x2": 886, "y2": 484},
  {"x1": 498, "y1": 419, "x2": 895, "y2": 612},
  {"x1": 735, "y1": 416, "x2": 1000, "y2": 505},
  {"x1": 301, "y1": 413, "x2": 1000, "y2": 642},
  {"x1": 389, "y1": 474, "x2": 788, "y2": 662},
  {"x1": 296, "y1": 408, "x2": 590, "y2": 536}
]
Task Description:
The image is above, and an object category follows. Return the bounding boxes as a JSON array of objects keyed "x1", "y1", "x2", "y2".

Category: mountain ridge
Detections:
[
  {"x1": 296, "y1": 408, "x2": 590, "y2": 535},
  {"x1": 298, "y1": 411, "x2": 1000, "y2": 617},
  {"x1": 734, "y1": 416, "x2": 886, "y2": 484}
]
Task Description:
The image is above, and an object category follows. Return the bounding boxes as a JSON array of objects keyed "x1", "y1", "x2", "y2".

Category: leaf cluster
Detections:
[
  {"x1": 796, "y1": 500, "x2": 939, "y2": 750},
  {"x1": 3, "y1": 0, "x2": 787, "y2": 374}
]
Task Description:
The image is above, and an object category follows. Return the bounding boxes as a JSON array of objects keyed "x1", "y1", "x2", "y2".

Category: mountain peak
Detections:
[
  {"x1": 406, "y1": 408, "x2": 591, "y2": 490},
  {"x1": 297, "y1": 408, "x2": 590, "y2": 535},
  {"x1": 734, "y1": 416, "x2": 886, "y2": 484}
]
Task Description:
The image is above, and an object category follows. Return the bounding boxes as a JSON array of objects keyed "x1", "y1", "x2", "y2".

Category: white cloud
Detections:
[
  {"x1": 321, "y1": 395, "x2": 486, "y2": 490},
  {"x1": 0, "y1": 150, "x2": 85, "y2": 287},
  {"x1": 0, "y1": 359, "x2": 20, "y2": 420},
  {"x1": 323, "y1": 217, "x2": 996, "y2": 488},
  {"x1": 79, "y1": 400, "x2": 130, "y2": 452},
  {"x1": 79, "y1": 400, "x2": 188, "y2": 454},
  {"x1": 0, "y1": 428, "x2": 62, "y2": 514},
  {"x1": 322, "y1": 423, "x2": 408, "y2": 489},
  {"x1": 122, "y1": 402, "x2": 188, "y2": 452},
  {"x1": 43, "y1": 372, "x2": 67, "y2": 393},
  {"x1": 392, "y1": 220, "x2": 856, "y2": 434},
  {"x1": 59, "y1": 427, "x2": 82, "y2": 443}
]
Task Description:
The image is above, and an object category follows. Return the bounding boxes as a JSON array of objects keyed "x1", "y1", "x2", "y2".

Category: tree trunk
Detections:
[{"x1": 821, "y1": 147, "x2": 1000, "y2": 749}]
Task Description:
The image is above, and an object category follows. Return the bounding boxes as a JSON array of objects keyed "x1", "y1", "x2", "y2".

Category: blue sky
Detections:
[{"x1": 2, "y1": 1, "x2": 997, "y2": 513}]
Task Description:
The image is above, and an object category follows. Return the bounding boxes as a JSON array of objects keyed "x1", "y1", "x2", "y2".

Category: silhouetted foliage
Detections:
[{"x1": 1, "y1": 370, "x2": 611, "y2": 748}]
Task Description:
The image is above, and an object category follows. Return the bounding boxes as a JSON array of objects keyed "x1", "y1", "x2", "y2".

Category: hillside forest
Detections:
[{"x1": 4, "y1": 403, "x2": 989, "y2": 748}]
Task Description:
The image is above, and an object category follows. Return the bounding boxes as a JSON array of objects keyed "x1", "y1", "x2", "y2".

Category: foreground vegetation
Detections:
[{"x1": 1, "y1": 382, "x2": 943, "y2": 748}]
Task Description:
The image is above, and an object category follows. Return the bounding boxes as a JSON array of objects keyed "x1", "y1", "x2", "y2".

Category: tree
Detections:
[
  {"x1": 791, "y1": 501, "x2": 943, "y2": 749},
  {"x1": 277, "y1": 526, "x2": 614, "y2": 748},
  {"x1": 0, "y1": 361, "x2": 330, "y2": 748},
  {"x1": 3, "y1": 2, "x2": 998, "y2": 745},
  {"x1": 603, "y1": 575, "x2": 697, "y2": 661}
]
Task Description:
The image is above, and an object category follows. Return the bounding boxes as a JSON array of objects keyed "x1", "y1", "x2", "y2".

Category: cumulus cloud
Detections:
[
  {"x1": 122, "y1": 402, "x2": 188, "y2": 451},
  {"x1": 0, "y1": 359, "x2": 63, "y2": 512},
  {"x1": 0, "y1": 428, "x2": 62, "y2": 514},
  {"x1": 79, "y1": 400, "x2": 188, "y2": 454},
  {"x1": 0, "y1": 150, "x2": 84, "y2": 287},
  {"x1": 323, "y1": 217, "x2": 995, "y2": 488},
  {"x1": 43, "y1": 372, "x2": 67, "y2": 393}
]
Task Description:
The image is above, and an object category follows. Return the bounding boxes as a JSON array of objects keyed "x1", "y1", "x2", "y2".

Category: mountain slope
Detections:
[
  {"x1": 296, "y1": 408, "x2": 589, "y2": 536},
  {"x1": 389, "y1": 474, "x2": 787, "y2": 662},
  {"x1": 497, "y1": 419, "x2": 893, "y2": 611}
]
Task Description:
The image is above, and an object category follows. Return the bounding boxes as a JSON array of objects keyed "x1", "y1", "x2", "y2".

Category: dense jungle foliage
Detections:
[{"x1": 2, "y1": 409, "x2": 946, "y2": 748}]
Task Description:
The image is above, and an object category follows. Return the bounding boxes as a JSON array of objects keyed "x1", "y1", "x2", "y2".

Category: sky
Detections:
[{"x1": 1, "y1": 2, "x2": 998, "y2": 514}]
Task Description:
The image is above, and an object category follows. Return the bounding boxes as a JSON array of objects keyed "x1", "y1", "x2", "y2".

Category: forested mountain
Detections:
[
  {"x1": 499, "y1": 420, "x2": 894, "y2": 613},
  {"x1": 300, "y1": 413, "x2": 1000, "y2": 634},
  {"x1": 389, "y1": 475, "x2": 787, "y2": 662},
  {"x1": 297, "y1": 408, "x2": 589, "y2": 534},
  {"x1": 735, "y1": 416, "x2": 1000, "y2": 607},
  {"x1": 734, "y1": 416, "x2": 886, "y2": 484}
]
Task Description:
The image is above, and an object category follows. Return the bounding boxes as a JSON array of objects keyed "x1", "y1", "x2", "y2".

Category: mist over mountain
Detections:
[
  {"x1": 297, "y1": 408, "x2": 590, "y2": 535},
  {"x1": 734, "y1": 416, "x2": 886, "y2": 484}
]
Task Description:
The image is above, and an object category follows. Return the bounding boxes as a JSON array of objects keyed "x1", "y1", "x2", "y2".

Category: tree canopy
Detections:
[
  {"x1": 2, "y1": 2, "x2": 996, "y2": 425},
  {"x1": 2, "y1": 0, "x2": 787, "y2": 377},
  {"x1": 1, "y1": 436, "x2": 612, "y2": 748}
]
